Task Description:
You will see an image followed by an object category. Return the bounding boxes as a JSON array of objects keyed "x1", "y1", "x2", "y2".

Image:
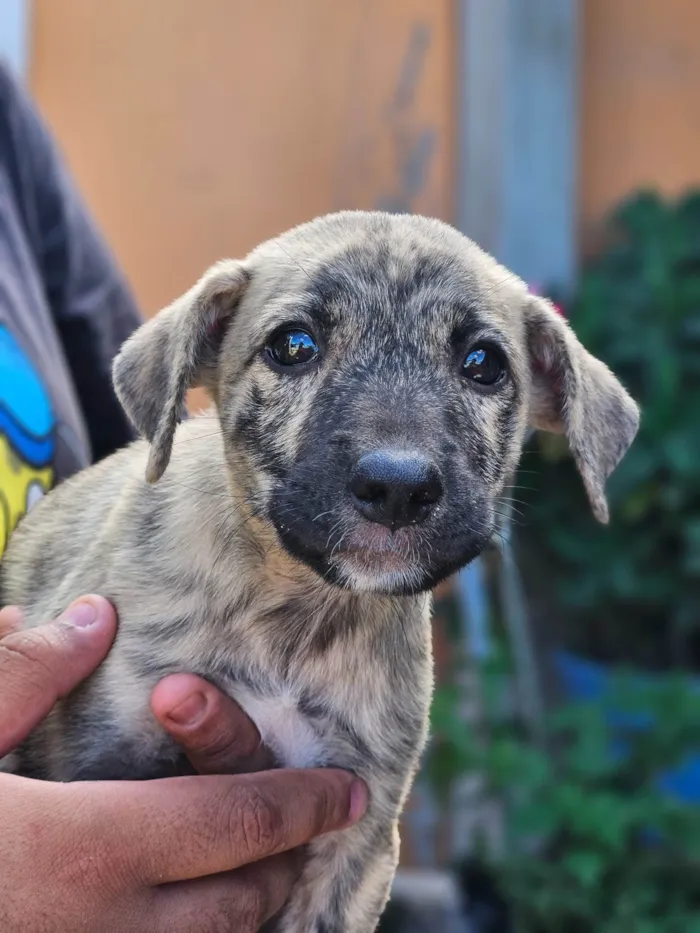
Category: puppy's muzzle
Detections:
[{"x1": 349, "y1": 449, "x2": 443, "y2": 531}]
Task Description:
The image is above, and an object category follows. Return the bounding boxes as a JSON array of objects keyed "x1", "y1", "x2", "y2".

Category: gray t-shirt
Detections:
[{"x1": 0, "y1": 63, "x2": 141, "y2": 555}]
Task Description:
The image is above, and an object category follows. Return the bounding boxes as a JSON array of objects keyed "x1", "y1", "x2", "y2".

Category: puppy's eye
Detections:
[
  {"x1": 462, "y1": 346, "x2": 506, "y2": 386},
  {"x1": 266, "y1": 329, "x2": 319, "y2": 367}
]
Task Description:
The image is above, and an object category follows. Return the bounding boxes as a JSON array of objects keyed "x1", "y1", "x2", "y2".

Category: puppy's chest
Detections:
[
  {"x1": 226, "y1": 686, "x2": 332, "y2": 769},
  {"x1": 211, "y1": 651, "x2": 423, "y2": 776},
  {"x1": 124, "y1": 588, "x2": 429, "y2": 775},
  {"x1": 218, "y1": 671, "x2": 403, "y2": 775},
  {"x1": 190, "y1": 599, "x2": 430, "y2": 774}
]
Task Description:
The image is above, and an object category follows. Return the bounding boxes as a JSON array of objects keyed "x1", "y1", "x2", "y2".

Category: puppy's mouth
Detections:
[
  {"x1": 341, "y1": 549, "x2": 411, "y2": 573},
  {"x1": 332, "y1": 523, "x2": 415, "y2": 568},
  {"x1": 331, "y1": 547, "x2": 424, "y2": 595},
  {"x1": 269, "y1": 485, "x2": 493, "y2": 596},
  {"x1": 273, "y1": 514, "x2": 444, "y2": 595}
]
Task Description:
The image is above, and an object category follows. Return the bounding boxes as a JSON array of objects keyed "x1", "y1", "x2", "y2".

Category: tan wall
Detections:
[
  {"x1": 31, "y1": 0, "x2": 454, "y2": 318},
  {"x1": 581, "y1": 0, "x2": 700, "y2": 243},
  {"x1": 32, "y1": 0, "x2": 700, "y2": 313}
]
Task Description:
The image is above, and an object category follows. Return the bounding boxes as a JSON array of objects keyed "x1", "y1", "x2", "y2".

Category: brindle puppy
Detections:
[{"x1": 0, "y1": 211, "x2": 639, "y2": 932}]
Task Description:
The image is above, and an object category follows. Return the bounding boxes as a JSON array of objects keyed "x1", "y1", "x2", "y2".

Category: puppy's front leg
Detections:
[{"x1": 269, "y1": 815, "x2": 400, "y2": 933}]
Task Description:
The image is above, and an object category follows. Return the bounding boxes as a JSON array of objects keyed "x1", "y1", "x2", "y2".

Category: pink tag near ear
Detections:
[
  {"x1": 551, "y1": 300, "x2": 565, "y2": 317},
  {"x1": 528, "y1": 283, "x2": 566, "y2": 318}
]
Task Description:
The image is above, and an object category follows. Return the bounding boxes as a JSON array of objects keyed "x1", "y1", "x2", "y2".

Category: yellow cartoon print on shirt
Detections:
[{"x1": 0, "y1": 325, "x2": 54, "y2": 556}]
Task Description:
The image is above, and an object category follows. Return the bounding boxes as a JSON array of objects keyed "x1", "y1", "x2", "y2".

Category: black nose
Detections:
[{"x1": 349, "y1": 450, "x2": 444, "y2": 530}]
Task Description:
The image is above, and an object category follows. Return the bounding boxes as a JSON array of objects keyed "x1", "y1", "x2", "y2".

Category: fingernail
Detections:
[
  {"x1": 64, "y1": 599, "x2": 99, "y2": 628},
  {"x1": 166, "y1": 692, "x2": 207, "y2": 727},
  {"x1": 348, "y1": 779, "x2": 369, "y2": 823}
]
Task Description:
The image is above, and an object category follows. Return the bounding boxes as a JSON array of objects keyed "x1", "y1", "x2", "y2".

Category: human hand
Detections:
[
  {"x1": 0, "y1": 597, "x2": 366, "y2": 932},
  {"x1": 151, "y1": 671, "x2": 274, "y2": 775}
]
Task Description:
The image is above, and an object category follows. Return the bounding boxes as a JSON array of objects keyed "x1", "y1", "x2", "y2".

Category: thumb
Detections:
[{"x1": 0, "y1": 596, "x2": 117, "y2": 757}]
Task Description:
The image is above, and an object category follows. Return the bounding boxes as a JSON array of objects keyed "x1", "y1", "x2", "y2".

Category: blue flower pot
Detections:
[{"x1": 553, "y1": 649, "x2": 700, "y2": 804}]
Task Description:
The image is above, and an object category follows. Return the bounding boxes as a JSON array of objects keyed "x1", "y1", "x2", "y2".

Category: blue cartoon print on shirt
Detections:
[{"x1": 0, "y1": 324, "x2": 55, "y2": 555}]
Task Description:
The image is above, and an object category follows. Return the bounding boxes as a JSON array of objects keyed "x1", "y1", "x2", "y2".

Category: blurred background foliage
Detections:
[
  {"x1": 428, "y1": 644, "x2": 700, "y2": 932},
  {"x1": 419, "y1": 190, "x2": 700, "y2": 931},
  {"x1": 518, "y1": 191, "x2": 700, "y2": 670}
]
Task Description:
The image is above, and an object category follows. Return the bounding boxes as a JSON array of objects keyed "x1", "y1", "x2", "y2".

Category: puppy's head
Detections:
[{"x1": 114, "y1": 212, "x2": 639, "y2": 595}]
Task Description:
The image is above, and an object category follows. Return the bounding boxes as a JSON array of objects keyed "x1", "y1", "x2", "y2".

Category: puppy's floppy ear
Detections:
[
  {"x1": 113, "y1": 260, "x2": 249, "y2": 483},
  {"x1": 525, "y1": 297, "x2": 639, "y2": 524}
]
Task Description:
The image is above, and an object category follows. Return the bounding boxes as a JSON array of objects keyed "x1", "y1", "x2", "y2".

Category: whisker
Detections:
[
  {"x1": 312, "y1": 507, "x2": 341, "y2": 524},
  {"x1": 325, "y1": 517, "x2": 347, "y2": 551},
  {"x1": 173, "y1": 431, "x2": 226, "y2": 445},
  {"x1": 494, "y1": 497, "x2": 528, "y2": 510},
  {"x1": 330, "y1": 529, "x2": 350, "y2": 561},
  {"x1": 493, "y1": 503, "x2": 527, "y2": 521},
  {"x1": 273, "y1": 240, "x2": 315, "y2": 284},
  {"x1": 495, "y1": 497, "x2": 531, "y2": 510},
  {"x1": 162, "y1": 478, "x2": 252, "y2": 503}
]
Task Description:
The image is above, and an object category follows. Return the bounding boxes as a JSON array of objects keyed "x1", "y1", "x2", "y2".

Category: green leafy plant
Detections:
[
  {"x1": 517, "y1": 190, "x2": 700, "y2": 668},
  {"x1": 427, "y1": 652, "x2": 700, "y2": 932}
]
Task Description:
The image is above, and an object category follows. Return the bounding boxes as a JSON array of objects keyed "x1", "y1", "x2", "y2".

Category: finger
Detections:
[
  {"x1": 91, "y1": 768, "x2": 368, "y2": 884},
  {"x1": 0, "y1": 606, "x2": 23, "y2": 639},
  {"x1": 151, "y1": 674, "x2": 273, "y2": 774},
  {"x1": 151, "y1": 851, "x2": 302, "y2": 933},
  {"x1": 0, "y1": 596, "x2": 117, "y2": 756}
]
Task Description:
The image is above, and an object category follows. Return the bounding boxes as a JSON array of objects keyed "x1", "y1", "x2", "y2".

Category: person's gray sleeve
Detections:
[{"x1": 0, "y1": 62, "x2": 143, "y2": 461}]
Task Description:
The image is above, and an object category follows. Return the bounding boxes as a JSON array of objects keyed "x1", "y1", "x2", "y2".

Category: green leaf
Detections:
[
  {"x1": 510, "y1": 799, "x2": 560, "y2": 839},
  {"x1": 563, "y1": 851, "x2": 605, "y2": 888}
]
